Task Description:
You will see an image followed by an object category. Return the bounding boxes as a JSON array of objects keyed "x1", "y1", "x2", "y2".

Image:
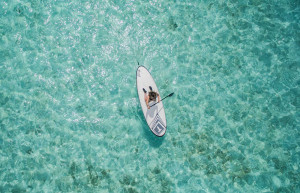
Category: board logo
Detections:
[
  {"x1": 137, "y1": 70, "x2": 141, "y2": 77},
  {"x1": 151, "y1": 114, "x2": 166, "y2": 135}
]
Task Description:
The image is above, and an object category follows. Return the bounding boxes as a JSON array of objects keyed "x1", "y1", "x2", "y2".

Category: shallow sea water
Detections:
[{"x1": 0, "y1": 0, "x2": 299, "y2": 192}]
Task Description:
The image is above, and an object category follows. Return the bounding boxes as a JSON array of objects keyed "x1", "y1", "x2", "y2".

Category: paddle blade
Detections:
[{"x1": 168, "y1": 92, "x2": 174, "y2": 97}]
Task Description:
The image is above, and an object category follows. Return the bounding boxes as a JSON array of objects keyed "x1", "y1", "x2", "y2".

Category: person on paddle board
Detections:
[{"x1": 143, "y1": 86, "x2": 160, "y2": 109}]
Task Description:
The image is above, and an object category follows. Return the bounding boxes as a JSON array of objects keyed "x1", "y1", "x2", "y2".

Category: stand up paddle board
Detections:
[{"x1": 136, "y1": 66, "x2": 167, "y2": 137}]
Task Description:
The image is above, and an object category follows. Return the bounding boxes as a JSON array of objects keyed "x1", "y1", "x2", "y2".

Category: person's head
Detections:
[{"x1": 149, "y1": 91, "x2": 157, "y2": 101}]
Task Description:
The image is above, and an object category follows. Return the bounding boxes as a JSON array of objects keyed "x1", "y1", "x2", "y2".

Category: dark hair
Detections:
[{"x1": 149, "y1": 91, "x2": 157, "y2": 101}]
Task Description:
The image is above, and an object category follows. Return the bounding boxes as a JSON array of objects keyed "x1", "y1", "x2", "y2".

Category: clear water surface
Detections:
[{"x1": 0, "y1": 0, "x2": 299, "y2": 192}]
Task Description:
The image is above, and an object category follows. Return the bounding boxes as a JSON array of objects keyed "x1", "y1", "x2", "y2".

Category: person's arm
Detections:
[
  {"x1": 146, "y1": 97, "x2": 150, "y2": 109},
  {"x1": 157, "y1": 93, "x2": 160, "y2": 102},
  {"x1": 144, "y1": 92, "x2": 150, "y2": 109}
]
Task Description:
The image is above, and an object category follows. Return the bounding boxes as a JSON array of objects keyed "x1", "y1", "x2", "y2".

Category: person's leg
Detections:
[{"x1": 149, "y1": 86, "x2": 153, "y2": 91}]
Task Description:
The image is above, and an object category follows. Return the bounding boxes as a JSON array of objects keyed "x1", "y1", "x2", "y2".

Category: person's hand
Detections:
[{"x1": 147, "y1": 105, "x2": 150, "y2": 109}]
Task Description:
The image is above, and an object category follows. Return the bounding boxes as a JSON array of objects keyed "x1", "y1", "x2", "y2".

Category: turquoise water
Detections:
[{"x1": 0, "y1": 0, "x2": 299, "y2": 192}]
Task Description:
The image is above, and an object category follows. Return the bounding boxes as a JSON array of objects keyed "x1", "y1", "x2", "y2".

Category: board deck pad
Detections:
[{"x1": 136, "y1": 66, "x2": 167, "y2": 137}]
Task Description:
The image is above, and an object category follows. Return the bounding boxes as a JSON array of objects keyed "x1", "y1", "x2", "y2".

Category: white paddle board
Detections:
[{"x1": 136, "y1": 66, "x2": 167, "y2": 137}]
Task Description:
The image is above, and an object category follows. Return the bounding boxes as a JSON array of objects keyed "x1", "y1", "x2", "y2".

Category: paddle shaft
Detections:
[{"x1": 150, "y1": 93, "x2": 174, "y2": 107}]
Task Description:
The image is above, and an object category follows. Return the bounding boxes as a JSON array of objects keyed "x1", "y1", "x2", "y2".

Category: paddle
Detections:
[{"x1": 150, "y1": 92, "x2": 174, "y2": 107}]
